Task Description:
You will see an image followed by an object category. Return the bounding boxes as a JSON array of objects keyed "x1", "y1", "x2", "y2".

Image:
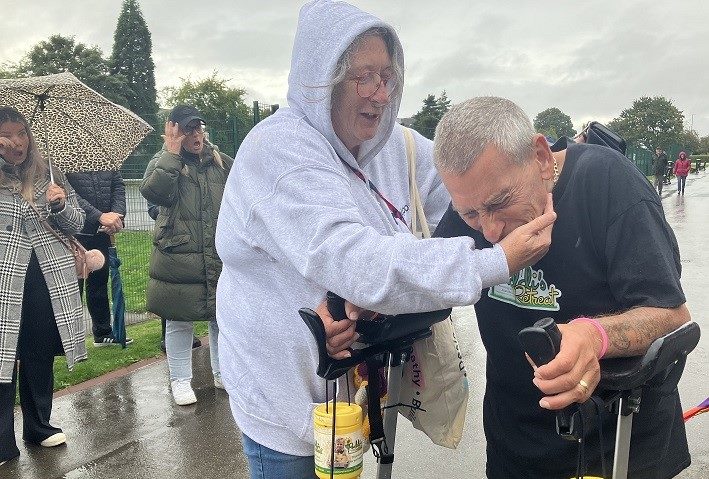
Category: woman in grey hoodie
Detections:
[{"x1": 215, "y1": 1, "x2": 555, "y2": 477}]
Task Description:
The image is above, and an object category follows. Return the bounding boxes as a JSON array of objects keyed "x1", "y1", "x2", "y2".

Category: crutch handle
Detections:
[
  {"x1": 518, "y1": 318, "x2": 578, "y2": 440},
  {"x1": 326, "y1": 291, "x2": 348, "y2": 321}
]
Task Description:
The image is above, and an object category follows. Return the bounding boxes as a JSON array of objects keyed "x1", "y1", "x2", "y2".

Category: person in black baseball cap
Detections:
[
  {"x1": 167, "y1": 104, "x2": 206, "y2": 131},
  {"x1": 141, "y1": 103, "x2": 233, "y2": 406},
  {"x1": 164, "y1": 104, "x2": 207, "y2": 156}
]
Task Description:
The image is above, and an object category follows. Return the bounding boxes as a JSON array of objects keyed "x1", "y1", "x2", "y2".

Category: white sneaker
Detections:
[
  {"x1": 40, "y1": 432, "x2": 67, "y2": 447},
  {"x1": 214, "y1": 375, "x2": 225, "y2": 390},
  {"x1": 171, "y1": 379, "x2": 197, "y2": 406}
]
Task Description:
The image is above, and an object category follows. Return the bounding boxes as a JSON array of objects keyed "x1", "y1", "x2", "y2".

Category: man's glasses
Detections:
[
  {"x1": 182, "y1": 122, "x2": 205, "y2": 135},
  {"x1": 350, "y1": 71, "x2": 397, "y2": 99}
]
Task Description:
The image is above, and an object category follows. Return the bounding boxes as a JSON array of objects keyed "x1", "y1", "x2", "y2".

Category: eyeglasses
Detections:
[
  {"x1": 350, "y1": 71, "x2": 397, "y2": 99},
  {"x1": 182, "y1": 122, "x2": 205, "y2": 135}
]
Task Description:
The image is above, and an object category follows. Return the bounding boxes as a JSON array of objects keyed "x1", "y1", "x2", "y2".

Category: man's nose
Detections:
[{"x1": 480, "y1": 213, "x2": 504, "y2": 244}]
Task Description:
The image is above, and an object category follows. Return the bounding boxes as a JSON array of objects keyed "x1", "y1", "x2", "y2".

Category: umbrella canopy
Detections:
[
  {"x1": 0, "y1": 72, "x2": 153, "y2": 173},
  {"x1": 108, "y1": 238, "x2": 127, "y2": 348}
]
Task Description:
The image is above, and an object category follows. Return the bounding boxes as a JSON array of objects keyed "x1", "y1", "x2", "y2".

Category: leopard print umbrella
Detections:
[{"x1": 0, "y1": 72, "x2": 153, "y2": 173}]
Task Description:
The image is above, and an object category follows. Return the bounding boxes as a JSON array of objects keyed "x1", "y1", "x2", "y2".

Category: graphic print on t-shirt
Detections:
[{"x1": 488, "y1": 266, "x2": 562, "y2": 311}]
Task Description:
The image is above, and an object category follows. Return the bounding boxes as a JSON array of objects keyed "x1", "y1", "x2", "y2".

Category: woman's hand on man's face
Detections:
[{"x1": 162, "y1": 121, "x2": 185, "y2": 155}]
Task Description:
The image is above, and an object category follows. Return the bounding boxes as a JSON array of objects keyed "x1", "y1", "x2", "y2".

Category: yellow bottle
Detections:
[{"x1": 314, "y1": 402, "x2": 364, "y2": 479}]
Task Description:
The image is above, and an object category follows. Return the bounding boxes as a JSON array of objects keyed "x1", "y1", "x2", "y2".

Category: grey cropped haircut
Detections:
[
  {"x1": 331, "y1": 26, "x2": 404, "y2": 101},
  {"x1": 434, "y1": 97, "x2": 536, "y2": 175}
]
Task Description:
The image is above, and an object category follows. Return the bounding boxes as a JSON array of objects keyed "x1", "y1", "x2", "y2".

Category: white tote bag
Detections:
[{"x1": 398, "y1": 128, "x2": 470, "y2": 449}]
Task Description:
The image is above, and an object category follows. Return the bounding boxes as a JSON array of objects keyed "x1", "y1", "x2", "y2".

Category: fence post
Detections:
[
  {"x1": 231, "y1": 115, "x2": 239, "y2": 157},
  {"x1": 253, "y1": 101, "x2": 260, "y2": 126}
]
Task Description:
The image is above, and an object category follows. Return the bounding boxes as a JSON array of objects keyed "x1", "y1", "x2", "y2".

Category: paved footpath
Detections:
[{"x1": 5, "y1": 172, "x2": 709, "y2": 478}]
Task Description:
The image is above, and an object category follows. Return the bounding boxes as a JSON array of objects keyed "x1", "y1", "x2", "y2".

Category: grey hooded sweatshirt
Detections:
[{"x1": 215, "y1": 0, "x2": 508, "y2": 456}]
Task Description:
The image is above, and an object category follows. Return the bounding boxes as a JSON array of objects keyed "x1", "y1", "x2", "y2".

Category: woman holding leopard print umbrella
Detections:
[{"x1": 0, "y1": 106, "x2": 87, "y2": 467}]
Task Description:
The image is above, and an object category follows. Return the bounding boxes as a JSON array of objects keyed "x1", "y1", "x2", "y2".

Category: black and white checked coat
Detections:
[{"x1": 0, "y1": 169, "x2": 87, "y2": 383}]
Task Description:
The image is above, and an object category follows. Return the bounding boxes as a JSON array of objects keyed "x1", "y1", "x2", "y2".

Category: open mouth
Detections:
[{"x1": 361, "y1": 112, "x2": 380, "y2": 121}]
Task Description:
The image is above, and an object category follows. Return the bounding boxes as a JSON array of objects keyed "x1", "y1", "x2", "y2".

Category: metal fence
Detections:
[{"x1": 114, "y1": 102, "x2": 277, "y2": 317}]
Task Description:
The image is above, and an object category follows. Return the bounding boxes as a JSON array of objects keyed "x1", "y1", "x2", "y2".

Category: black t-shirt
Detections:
[{"x1": 434, "y1": 141, "x2": 689, "y2": 479}]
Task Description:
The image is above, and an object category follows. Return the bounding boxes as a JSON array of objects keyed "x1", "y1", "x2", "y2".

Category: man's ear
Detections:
[{"x1": 532, "y1": 134, "x2": 554, "y2": 180}]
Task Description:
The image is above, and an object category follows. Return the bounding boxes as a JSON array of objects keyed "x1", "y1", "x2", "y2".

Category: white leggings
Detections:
[{"x1": 165, "y1": 320, "x2": 220, "y2": 381}]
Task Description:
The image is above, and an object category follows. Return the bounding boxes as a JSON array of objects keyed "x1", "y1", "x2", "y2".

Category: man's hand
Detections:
[
  {"x1": 531, "y1": 322, "x2": 601, "y2": 410},
  {"x1": 99, "y1": 212, "x2": 124, "y2": 234},
  {"x1": 317, "y1": 298, "x2": 360, "y2": 360},
  {"x1": 162, "y1": 121, "x2": 185, "y2": 155},
  {"x1": 500, "y1": 193, "x2": 556, "y2": 274}
]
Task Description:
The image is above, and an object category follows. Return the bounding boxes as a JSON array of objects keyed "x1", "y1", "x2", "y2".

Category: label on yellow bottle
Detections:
[{"x1": 314, "y1": 429, "x2": 364, "y2": 477}]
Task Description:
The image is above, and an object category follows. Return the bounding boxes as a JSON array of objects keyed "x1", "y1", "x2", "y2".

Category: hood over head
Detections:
[
  {"x1": 287, "y1": 0, "x2": 404, "y2": 167},
  {"x1": 679, "y1": 151, "x2": 687, "y2": 160}
]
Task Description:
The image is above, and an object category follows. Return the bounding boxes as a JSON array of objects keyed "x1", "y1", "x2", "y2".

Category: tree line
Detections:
[
  {"x1": 0, "y1": 0, "x2": 253, "y2": 138},
  {"x1": 409, "y1": 93, "x2": 708, "y2": 155},
  {"x1": 2, "y1": 0, "x2": 705, "y2": 156}
]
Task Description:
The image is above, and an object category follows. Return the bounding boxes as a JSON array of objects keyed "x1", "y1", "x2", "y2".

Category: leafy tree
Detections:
[
  {"x1": 533, "y1": 107, "x2": 576, "y2": 139},
  {"x1": 436, "y1": 91, "x2": 451, "y2": 117},
  {"x1": 411, "y1": 91, "x2": 450, "y2": 140},
  {"x1": 607, "y1": 96, "x2": 684, "y2": 151},
  {"x1": 698, "y1": 135, "x2": 709, "y2": 154},
  {"x1": 110, "y1": 0, "x2": 158, "y2": 117},
  {"x1": 14, "y1": 35, "x2": 133, "y2": 107},
  {"x1": 679, "y1": 129, "x2": 700, "y2": 155},
  {"x1": 0, "y1": 63, "x2": 16, "y2": 79},
  {"x1": 162, "y1": 72, "x2": 252, "y2": 144}
]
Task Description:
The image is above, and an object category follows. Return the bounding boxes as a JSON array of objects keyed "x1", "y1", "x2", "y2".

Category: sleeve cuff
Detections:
[{"x1": 477, "y1": 243, "x2": 510, "y2": 289}]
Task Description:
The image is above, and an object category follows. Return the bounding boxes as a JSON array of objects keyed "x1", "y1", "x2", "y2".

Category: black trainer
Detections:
[{"x1": 94, "y1": 336, "x2": 134, "y2": 347}]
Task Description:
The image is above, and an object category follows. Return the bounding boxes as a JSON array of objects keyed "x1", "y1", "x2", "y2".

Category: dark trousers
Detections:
[
  {"x1": 0, "y1": 253, "x2": 64, "y2": 461},
  {"x1": 77, "y1": 233, "x2": 112, "y2": 340}
]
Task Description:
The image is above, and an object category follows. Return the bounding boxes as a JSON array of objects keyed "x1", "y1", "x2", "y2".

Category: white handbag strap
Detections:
[{"x1": 403, "y1": 127, "x2": 431, "y2": 239}]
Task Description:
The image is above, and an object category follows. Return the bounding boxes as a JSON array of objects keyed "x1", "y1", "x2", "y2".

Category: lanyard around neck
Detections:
[{"x1": 339, "y1": 158, "x2": 407, "y2": 227}]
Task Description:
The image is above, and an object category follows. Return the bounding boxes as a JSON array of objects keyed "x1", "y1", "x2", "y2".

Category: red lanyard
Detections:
[{"x1": 340, "y1": 159, "x2": 408, "y2": 227}]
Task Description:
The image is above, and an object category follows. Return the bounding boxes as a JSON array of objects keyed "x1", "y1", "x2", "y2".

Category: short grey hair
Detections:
[
  {"x1": 434, "y1": 97, "x2": 535, "y2": 175},
  {"x1": 331, "y1": 27, "x2": 404, "y2": 102}
]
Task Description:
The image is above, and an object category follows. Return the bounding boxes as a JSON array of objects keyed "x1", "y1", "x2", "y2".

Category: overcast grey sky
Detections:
[{"x1": 2, "y1": 0, "x2": 707, "y2": 135}]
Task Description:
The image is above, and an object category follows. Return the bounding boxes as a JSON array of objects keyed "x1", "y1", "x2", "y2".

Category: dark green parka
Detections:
[{"x1": 139, "y1": 142, "x2": 233, "y2": 322}]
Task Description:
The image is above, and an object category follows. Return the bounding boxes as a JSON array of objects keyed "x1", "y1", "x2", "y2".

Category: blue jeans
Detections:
[
  {"x1": 677, "y1": 175, "x2": 687, "y2": 193},
  {"x1": 165, "y1": 320, "x2": 220, "y2": 381},
  {"x1": 241, "y1": 433, "x2": 316, "y2": 479}
]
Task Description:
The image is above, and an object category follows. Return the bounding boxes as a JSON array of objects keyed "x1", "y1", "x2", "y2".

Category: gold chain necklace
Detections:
[{"x1": 552, "y1": 157, "x2": 559, "y2": 185}]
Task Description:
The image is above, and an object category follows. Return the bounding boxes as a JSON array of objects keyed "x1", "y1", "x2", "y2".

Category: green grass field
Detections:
[
  {"x1": 114, "y1": 230, "x2": 152, "y2": 313},
  {"x1": 52, "y1": 319, "x2": 209, "y2": 392}
]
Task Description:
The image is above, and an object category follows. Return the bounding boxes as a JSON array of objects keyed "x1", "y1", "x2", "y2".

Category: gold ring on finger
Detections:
[{"x1": 578, "y1": 379, "x2": 589, "y2": 393}]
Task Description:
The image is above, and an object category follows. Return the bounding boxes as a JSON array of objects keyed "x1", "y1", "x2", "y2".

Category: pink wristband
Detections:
[{"x1": 571, "y1": 317, "x2": 608, "y2": 359}]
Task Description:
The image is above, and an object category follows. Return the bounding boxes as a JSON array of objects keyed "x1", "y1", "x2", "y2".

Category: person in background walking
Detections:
[
  {"x1": 673, "y1": 151, "x2": 691, "y2": 195},
  {"x1": 140, "y1": 104, "x2": 232, "y2": 406},
  {"x1": 0, "y1": 107, "x2": 87, "y2": 466},
  {"x1": 66, "y1": 169, "x2": 132, "y2": 346},
  {"x1": 653, "y1": 147, "x2": 668, "y2": 195}
]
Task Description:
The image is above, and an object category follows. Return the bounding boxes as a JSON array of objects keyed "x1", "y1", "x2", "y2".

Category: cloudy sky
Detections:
[{"x1": 2, "y1": 0, "x2": 707, "y2": 135}]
